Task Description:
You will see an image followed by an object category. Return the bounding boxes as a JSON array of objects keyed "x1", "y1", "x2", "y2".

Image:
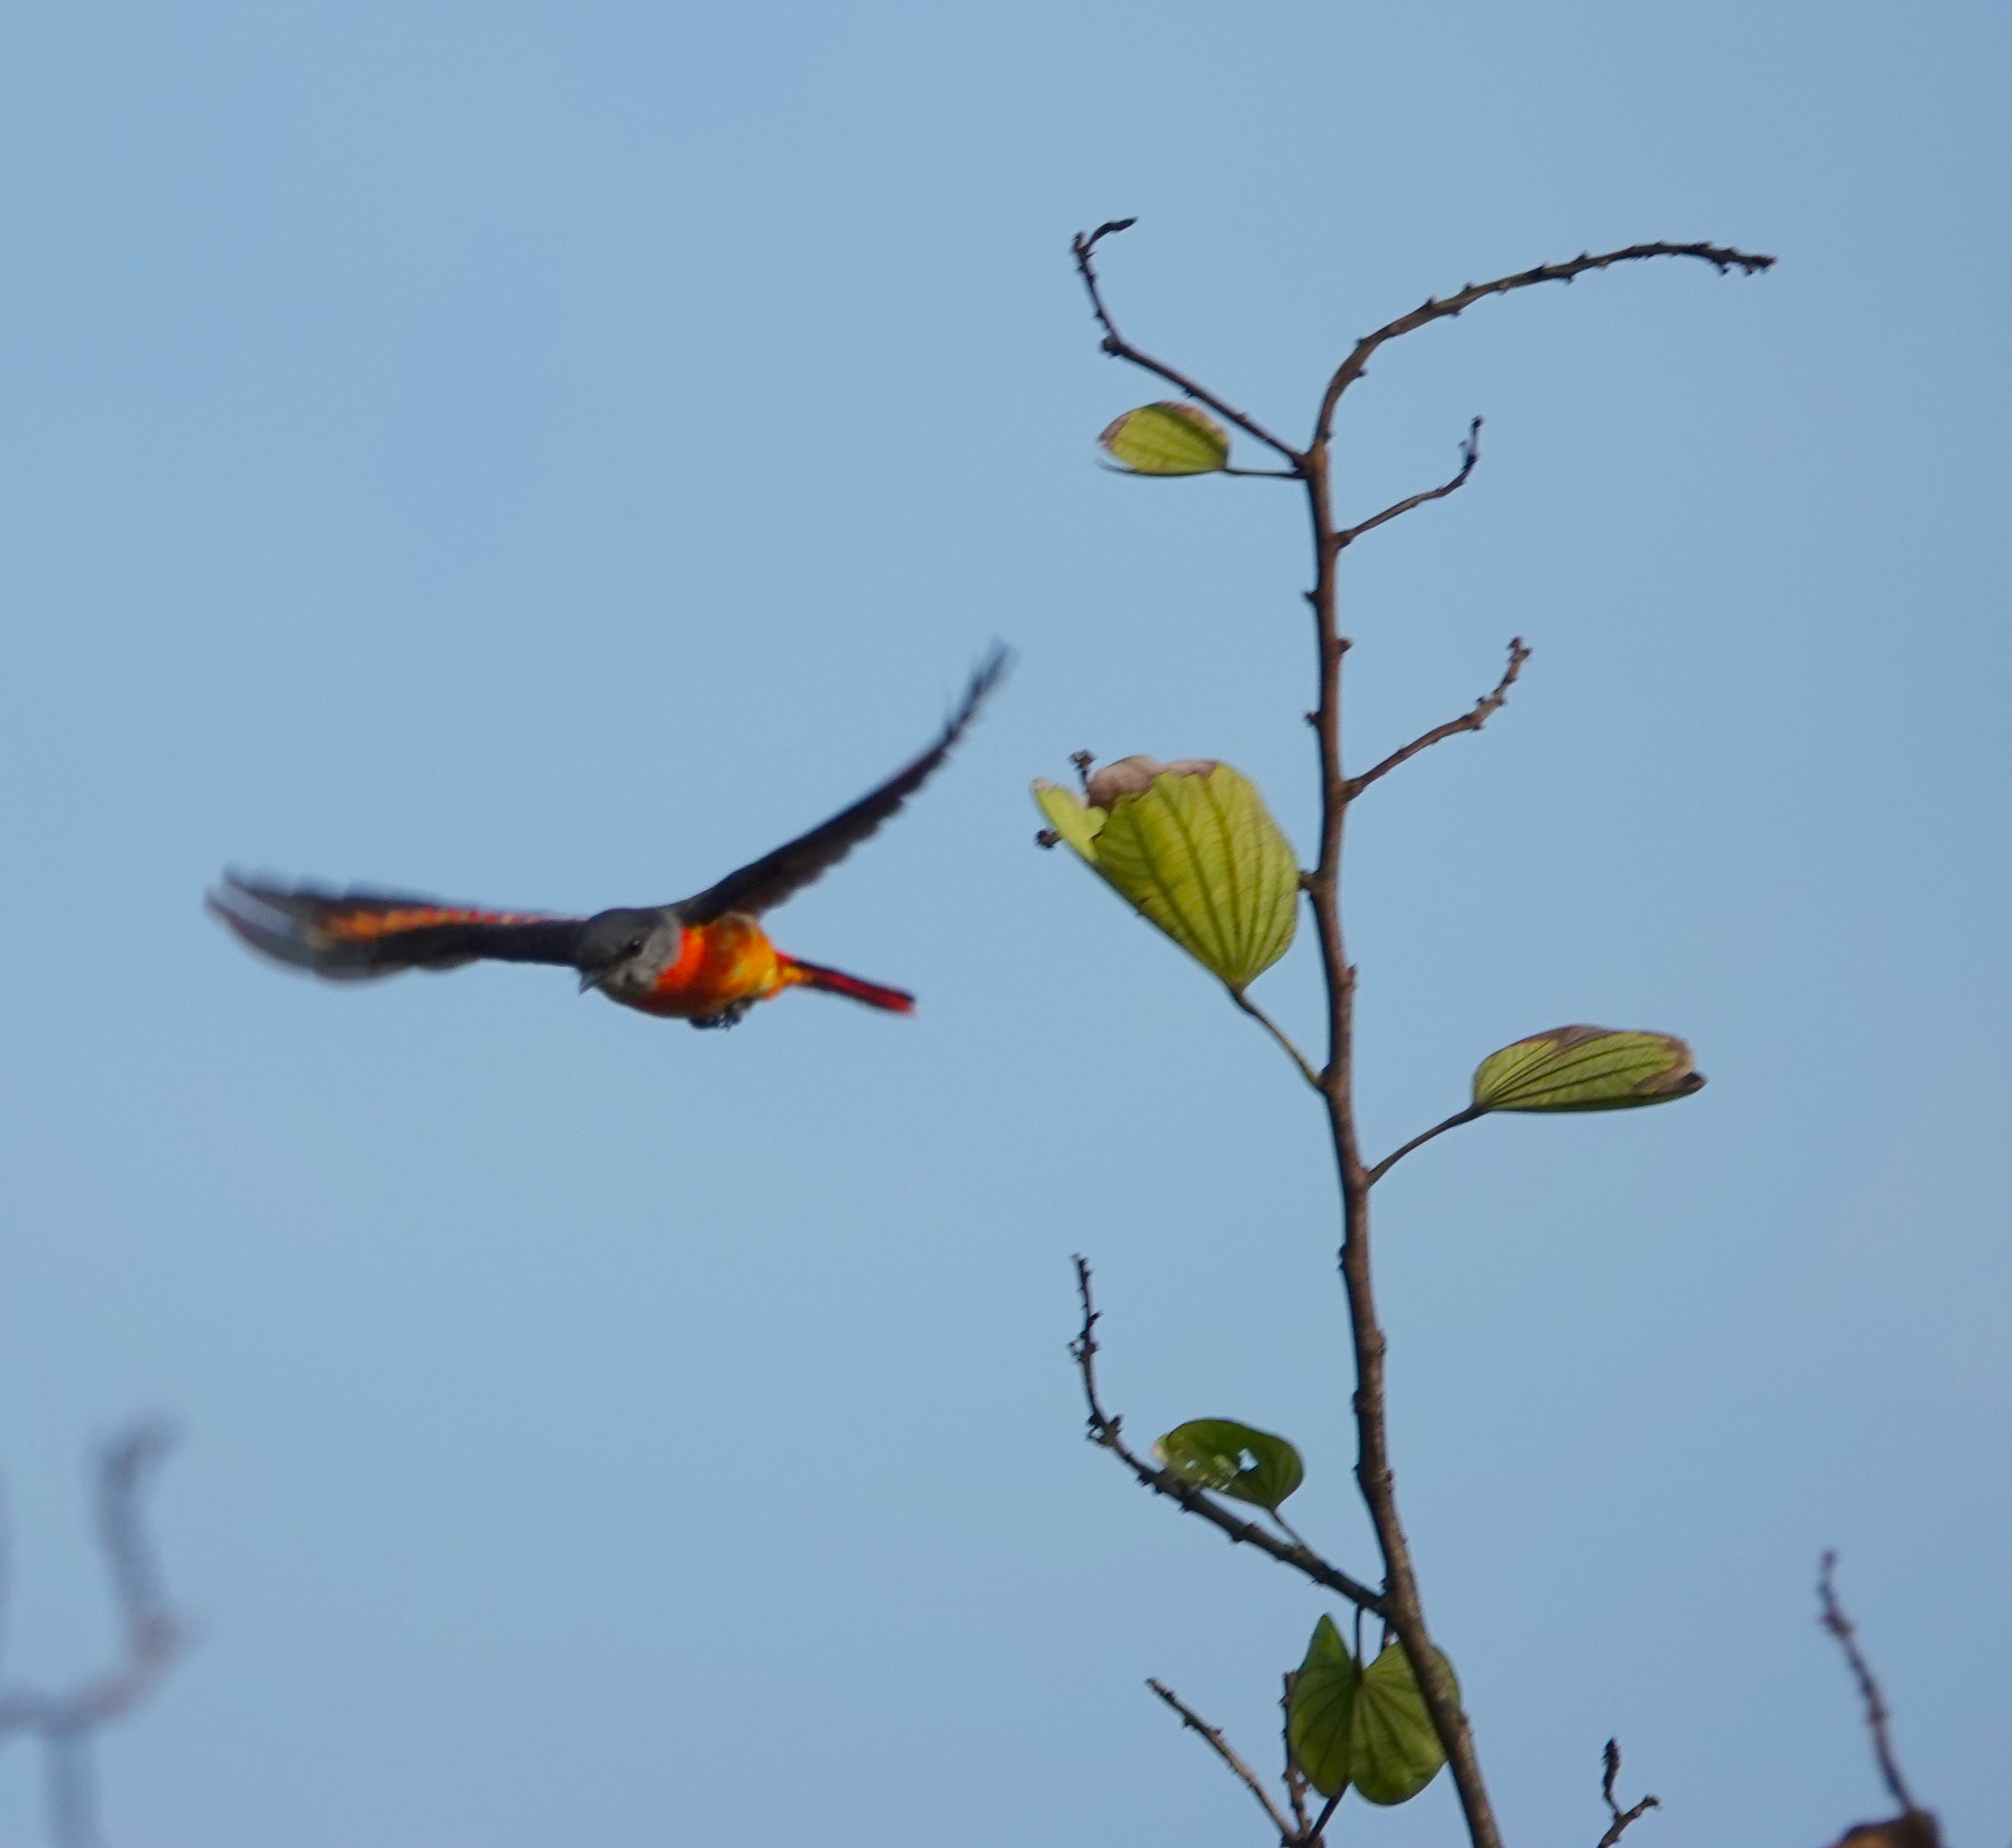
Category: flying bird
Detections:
[{"x1": 209, "y1": 648, "x2": 1008, "y2": 1030}]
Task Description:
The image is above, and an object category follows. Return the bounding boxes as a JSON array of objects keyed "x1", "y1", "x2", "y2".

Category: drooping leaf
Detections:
[
  {"x1": 1350, "y1": 1642, "x2": 1457, "y2": 1806},
  {"x1": 1087, "y1": 762, "x2": 1299, "y2": 989},
  {"x1": 1286, "y1": 1616, "x2": 1357, "y2": 1799},
  {"x1": 1472, "y1": 1025, "x2": 1704, "y2": 1113},
  {"x1": 1154, "y1": 1418, "x2": 1305, "y2": 1513},
  {"x1": 1030, "y1": 780, "x2": 1106, "y2": 861},
  {"x1": 1098, "y1": 402, "x2": 1231, "y2": 475}
]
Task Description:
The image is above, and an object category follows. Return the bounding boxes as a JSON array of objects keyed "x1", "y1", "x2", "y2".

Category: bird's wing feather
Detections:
[
  {"x1": 675, "y1": 645, "x2": 1010, "y2": 925},
  {"x1": 209, "y1": 877, "x2": 585, "y2": 979}
]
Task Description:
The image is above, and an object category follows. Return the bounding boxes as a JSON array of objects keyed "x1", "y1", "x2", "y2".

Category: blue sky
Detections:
[{"x1": 0, "y1": 1, "x2": 2006, "y2": 1843}]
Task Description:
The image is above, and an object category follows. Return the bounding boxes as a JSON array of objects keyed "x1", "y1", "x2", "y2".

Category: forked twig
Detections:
[
  {"x1": 1595, "y1": 1739, "x2": 1660, "y2": 1848},
  {"x1": 1148, "y1": 1677, "x2": 1297, "y2": 1842},
  {"x1": 1335, "y1": 417, "x2": 1482, "y2": 550},
  {"x1": 1071, "y1": 1259, "x2": 1385, "y2": 1616},
  {"x1": 0, "y1": 1423, "x2": 188, "y2": 1848},
  {"x1": 1346, "y1": 639, "x2": 1531, "y2": 800},
  {"x1": 1072, "y1": 222, "x2": 1302, "y2": 466}
]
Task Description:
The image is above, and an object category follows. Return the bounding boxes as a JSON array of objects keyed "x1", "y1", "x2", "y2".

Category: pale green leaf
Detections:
[
  {"x1": 1286, "y1": 1616, "x2": 1357, "y2": 1799},
  {"x1": 1472, "y1": 1025, "x2": 1705, "y2": 1113},
  {"x1": 1088, "y1": 763, "x2": 1299, "y2": 989},
  {"x1": 1098, "y1": 402, "x2": 1231, "y2": 475},
  {"x1": 1350, "y1": 1642, "x2": 1456, "y2": 1806},
  {"x1": 1030, "y1": 780, "x2": 1106, "y2": 862},
  {"x1": 1154, "y1": 1418, "x2": 1305, "y2": 1513}
]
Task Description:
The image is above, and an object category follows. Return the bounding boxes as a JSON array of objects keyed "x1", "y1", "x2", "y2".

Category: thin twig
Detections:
[
  {"x1": 1308, "y1": 1791, "x2": 1343, "y2": 1842},
  {"x1": 1818, "y1": 1553, "x2": 1918, "y2": 1816},
  {"x1": 1148, "y1": 1677, "x2": 1297, "y2": 1842},
  {"x1": 1282, "y1": 1675, "x2": 1312, "y2": 1836},
  {"x1": 1071, "y1": 1259, "x2": 1386, "y2": 1616},
  {"x1": 1596, "y1": 1739, "x2": 1660, "y2": 1848},
  {"x1": 1314, "y1": 241, "x2": 1775, "y2": 443},
  {"x1": 1072, "y1": 224, "x2": 1304, "y2": 466},
  {"x1": 1366, "y1": 1105, "x2": 1485, "y2": 1187},
  {"x1": 1346, "y1": 640, "x2": 1531, "y2": 801},
  {"x1": 0, "y1": 1423, "x2": 188, "y2": 1848},
  {"x1": 1228, "y1": 987, "x2": 1323, "y2": 1092},
  {"x1": 1334, "y1": 418, "x2": 1482, "y2": 550}
]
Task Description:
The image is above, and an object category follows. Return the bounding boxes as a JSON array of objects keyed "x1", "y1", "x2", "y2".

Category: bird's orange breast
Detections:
[{"x1": 623, "y1": 915, "x2": 802, "y2": 1020}]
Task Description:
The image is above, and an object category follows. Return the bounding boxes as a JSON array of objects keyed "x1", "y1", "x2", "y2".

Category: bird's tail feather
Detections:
[{"x1": 784, "y1": 958, "x2": 915, "y2": 1014}]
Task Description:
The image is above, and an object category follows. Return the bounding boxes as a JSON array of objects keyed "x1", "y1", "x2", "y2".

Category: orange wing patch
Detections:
[{"x1": 320, "y1": 905, "x2": 551, "y2": 942}]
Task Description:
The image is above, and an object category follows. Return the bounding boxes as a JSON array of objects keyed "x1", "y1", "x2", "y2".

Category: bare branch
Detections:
[
  {"x1": 1228, "y1": 986, "x2": 1323, "y2": 1092},
  {"x1": 1335, "y1": 418, "x2": 1482, "y2": 550},
  {"x1": 1595, "y1": 1739, "x2": 1661, "y2": 1848},
  {"x1": 0, "y1": 1423, "x2": 189, "y2": 1848},
  {"x1": 1366, "y1": 1104, "x2": 1486, "y2": 1187},
  {"x1": 1070, "y1": 1259, "x2": 1386, "y2": 1616},
  {"x1": 1071, "y1": 225, "x2": 1304, "y2": 466},
  {"x1": 1148, "y1": 1678, "x2": 1297, "y2": 1842},
  {"x1": 1818, "y1": 1553, "x2": 1921, "y2": 1818},
  {"x1": 1315, "y1": 241, "x2": 1775, "y2": 443},
  {"x1": 1346, "y1": 639, "x2": 1531, "y2": 800}
]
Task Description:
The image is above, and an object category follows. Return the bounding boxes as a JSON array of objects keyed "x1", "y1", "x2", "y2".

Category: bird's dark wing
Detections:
[
  {"x1": 208, "y1": 877, "x2": 586, "y2": 980},
  {"x1": 676, "y1": 644, "x2": 1011, "y2": 925}
]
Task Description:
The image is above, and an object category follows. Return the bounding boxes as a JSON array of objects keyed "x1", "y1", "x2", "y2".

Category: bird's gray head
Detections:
[{"x1": 575, "y1": 907, "x2": 683, "y2": 1000}]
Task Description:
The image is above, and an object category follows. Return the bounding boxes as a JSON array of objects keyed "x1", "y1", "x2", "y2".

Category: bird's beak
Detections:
[{"x1": 579, "y1": 968, "x2": 607, "y2": 994}]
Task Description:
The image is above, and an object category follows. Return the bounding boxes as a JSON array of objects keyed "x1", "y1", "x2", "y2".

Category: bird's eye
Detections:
[{"x1": 626, "y1": 937, "x2": 645, "y2": 956}]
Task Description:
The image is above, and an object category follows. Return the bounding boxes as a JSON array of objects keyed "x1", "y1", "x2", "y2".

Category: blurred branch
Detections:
[
  {"x1": 1595, "y1": 1739, "x2": 1660, "y2": 1848},
  {"x1": 1147, "y1": 1678, "x2": 1296, "y2": 1842},
  {"x1": 1071, "y1": 222, "x2": 1303, "y2": 466},
  {"x1": 1333, "y1": 417, "x2": 1482, "y2": 551},
  {"x1": 1346, "y1": 640, "x2": 1531, "y2": 802},
  {"x1": 1313, "y1": 241, "x2": 1775, "y2": 442},
  {"x1": 1070, "y1": 1259, "x2": 1386, "y2": 1616},
  {"x1": 1818, "y1": 1553, "x2": 1940, "y2": 1848},
  {"x1": 0, "y1": 1422, "x2": 189, "y2": 1848}
]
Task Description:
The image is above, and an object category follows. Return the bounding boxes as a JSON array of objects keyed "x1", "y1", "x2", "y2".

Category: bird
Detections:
[{"x1": 209, "y1": 647, "x2": 1009, "y2": 1030}]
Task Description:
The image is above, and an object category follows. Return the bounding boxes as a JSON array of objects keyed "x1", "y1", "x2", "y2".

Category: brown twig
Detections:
[
  {"x1": 1071, "y1": 1259, "x2": 1386, "y2": 1616},
  {"x1": 1072, "y1": 223, "x2": 1303, "y2": 466},
  {"x1": 0, "y1": 1422, "x2": 187, "y2": 1848},
  {"x1": 1282, "y1": 1675, "x2": 1313, "y2": 1836},
  {"x1": 1346, "y1": 639, "x2": 1531, "y2": 800},
  {"x1": 1334, "y1": 418, "x2": 1482, "y2": 550},
  {"x1": 1313, "y1": 241, "x2": 1775, "y2": 443},
  {"x1": 1818, "y1": 1553, "x2": 1921, "y2": 1817},
  {"x1": 1148, "y1": 1677, "x2": 1297, "y2": 1842},
  {"x1": 1596, "y1": 1739, "x2": 1661, "y2": 1848}
]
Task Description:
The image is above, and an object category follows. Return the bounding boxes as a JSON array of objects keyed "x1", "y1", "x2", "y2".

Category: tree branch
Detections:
[
  {"x1": 1070, "y1": 1259, "x2": 1386, "y2": 1616},
  {"x1": 1366, "y1": 1105, "x2": 1486, "y2": 1187},
  {"x1": 0, "y1": 1423, "x2": 188, "y2": 1848},
  {"x1": 1818, "y1": 1553, "x2": 1921, "y2": 1818},
  {"x1": 1595, "y1": 1738, "x2": 1660, "y2": 1848},
  {"x1": 1346, "y1": 639, "x2": 1530, "y2": 800},
  {"x1": 1147, "y1": 1678, "x2": 1297, "y2": 1842},
  {"x1": 1334, "y1": 418, "x2": 1482, "y2": 551},
  {"x1": 1314, "y1": 241, "x2": 1775, "y2": 443},
  {"x1": 1228, "y1": 986, "x2": 1323, "y2": 1092},
  {"x1": 1072, "y1": 222, "x2": 1304, "y2": 466}
]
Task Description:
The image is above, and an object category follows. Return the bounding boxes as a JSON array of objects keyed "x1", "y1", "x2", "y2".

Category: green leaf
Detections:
[
  {"x1": 1087, "y1": 762, "x2": 1299, "y2": 989},
  {"x1": 1286, "y1": 1616, "x2": 1357, "y2": 1799},
  {"x1": 1350, "y1": 1642, "x2": 1457, "y2": 1806},
  {"x1": 1472, "y1": 1025, "x2": 1705, "y2": 1113},
  {"x1": 1097, "y1": 402, "x2": 1231, "y2": 475},
  {"x1": 1154, "y1": 1418, "x2": 1305, "y2": 1513},
  {"x1": 1030, "y1": 779, "x2": 1106, "y2": 861}
]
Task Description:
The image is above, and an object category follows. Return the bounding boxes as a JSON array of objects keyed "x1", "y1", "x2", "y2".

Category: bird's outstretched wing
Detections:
[
  {"x1": 676, "y1": 644, "x2": 1011, "y2": 926},
  {"x1": 208, "y1": 877, "x2": 586, "y2": 979}
]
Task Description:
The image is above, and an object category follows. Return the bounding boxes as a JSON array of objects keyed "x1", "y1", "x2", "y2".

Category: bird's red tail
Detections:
[{"x1": 784, "y1": 957, "x2": 915, "y2": 1014}]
